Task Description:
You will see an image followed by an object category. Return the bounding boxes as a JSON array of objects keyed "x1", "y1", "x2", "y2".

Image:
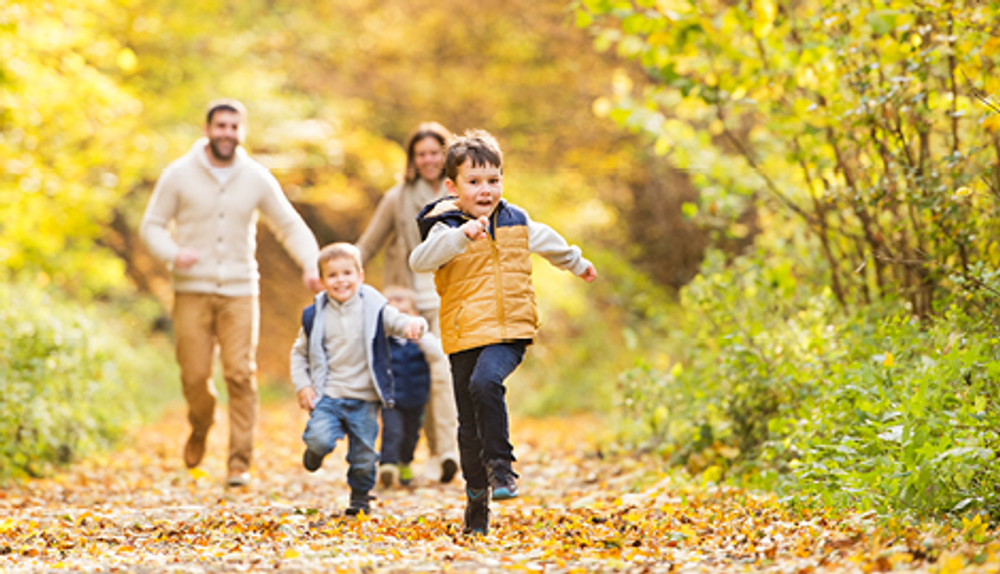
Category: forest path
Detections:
[{"x1": 0, "y1": 401, "x2": 991, "y2": 573}]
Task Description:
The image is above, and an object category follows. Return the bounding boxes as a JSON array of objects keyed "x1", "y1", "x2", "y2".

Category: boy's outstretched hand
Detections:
[
  {"x1": 461, "y1": 216, "x2": 490, "y2": 241},
  {"x1": 297, "y1": 387, "x2": 316, "y2": 412},
  {"x1": 579, "y1": 263, "x2": 598, "y2": 283},
  {"x1": 404, "y1": 318, "x2": 425, "y2": 340}
]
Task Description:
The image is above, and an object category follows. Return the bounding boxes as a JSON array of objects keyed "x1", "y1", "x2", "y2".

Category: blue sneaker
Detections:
[{"x1": 487, "y1": 460, "x2": 519, "y2": 500}]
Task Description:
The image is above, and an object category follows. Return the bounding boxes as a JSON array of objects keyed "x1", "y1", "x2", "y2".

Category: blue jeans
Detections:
[
  {"x1": 380, "y1": 405, "x2": 424, "y2": 466},
  {"x1": 449, "y1": 341, "x2": 527, "y2": 490},
  {"x1": 302, "y1": 397, "x2": 380, "y2": 494}
]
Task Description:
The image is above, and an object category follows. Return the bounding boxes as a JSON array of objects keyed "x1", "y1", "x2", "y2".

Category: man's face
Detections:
[
  {"x1": 321, "y1": 256, "x2": 364, "y2": 304},
  {"x1": 448, "y1": 161, "x2": 502, "y2": 220},
  {"x1": 204, "y1": 110, "x2": 241, "y2": 164}
]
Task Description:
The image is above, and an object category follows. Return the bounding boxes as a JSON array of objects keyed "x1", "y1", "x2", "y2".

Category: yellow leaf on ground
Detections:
[{"x1": 188, "y1": 467, "x2": 211, "y2": 481}]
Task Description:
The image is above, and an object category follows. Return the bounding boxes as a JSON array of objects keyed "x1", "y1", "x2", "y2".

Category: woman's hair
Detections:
[{"x1": 404, "y1": 122, "x2": 452, "y2": 184}]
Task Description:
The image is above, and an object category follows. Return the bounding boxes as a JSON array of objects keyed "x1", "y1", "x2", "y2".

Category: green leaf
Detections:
[{"x1": 866, "y1": 10, "x2": 897, "y2": 35}]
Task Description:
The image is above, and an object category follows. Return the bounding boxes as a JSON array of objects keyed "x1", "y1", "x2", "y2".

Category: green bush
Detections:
[
  {"x1": 784, "y1": 306, "x2": 1000, "y2": 520},
  {"x1": 618, "y1": 248, "x2": 1000, "y2": 521},
  {"x1": 0, "y1": 282, "x2": 179, "y2": 479}
]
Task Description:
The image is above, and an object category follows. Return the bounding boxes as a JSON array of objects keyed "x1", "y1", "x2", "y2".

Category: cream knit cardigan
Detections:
[{"x1": 140, "y1": 138, "x2": 319, "y2": 297}]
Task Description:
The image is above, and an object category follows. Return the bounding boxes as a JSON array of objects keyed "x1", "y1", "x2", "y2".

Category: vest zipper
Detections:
[{"x1": 490, "y1": 211, "x2": 506, "y2": 339}]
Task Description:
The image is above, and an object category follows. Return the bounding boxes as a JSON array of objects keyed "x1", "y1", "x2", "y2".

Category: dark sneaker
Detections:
[
  {"x1": 462, "y1": 488, "x2": 490, "y2": 536},
  {"x1": 303, "y1": 449, "x2": 323, "y2": 472},
  {"x1": 379, "y1": 464, "x2": 399, "y2": 488},
  {"x1": 441, "y1": 457, "x2": 459, "y2": 484},
  {"x1": 487, "y1": 460, "x2": 519, "y2": 500},
  {"x1": 345, "y1": 491, "x2": 374, "y2": 517},
  {"x1": 399, "y1": 464, "x2": 413, "y2": 486}
]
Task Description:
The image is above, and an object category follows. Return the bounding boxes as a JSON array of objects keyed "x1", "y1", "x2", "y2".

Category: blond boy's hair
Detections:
[
  {"x1": 317, "y1": 242, "x2": 363, "y2": 275},
  {"x1": 383, "y1": 285, "x2": 418, "y2": 314}
]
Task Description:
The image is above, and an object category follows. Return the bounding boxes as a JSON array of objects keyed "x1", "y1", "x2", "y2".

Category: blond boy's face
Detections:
[
  {"x1": 321, "y1": 256, "x2": 364, "y2": 304},
  {"x1": 446, "y1": 161, "x2": 502, "y2": 220},
  {"x1": 387, "y1": 294, "x2": 417, "y2": 316}
]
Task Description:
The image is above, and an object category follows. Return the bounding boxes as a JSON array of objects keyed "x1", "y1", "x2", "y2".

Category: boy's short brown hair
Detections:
[
  {"x1": 444, "y1": 129, "x2": 503, "y2": 182},
  {"x1": 317, "y1": 242, "x2": 363, "y2": 275}
]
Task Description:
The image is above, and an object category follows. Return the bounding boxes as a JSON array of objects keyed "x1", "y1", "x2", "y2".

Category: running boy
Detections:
[
  {"x1": 409, "y1": 130, "x2": 597, "y2": 535},
  {"x1": 377, "y1": 286, "x2": 450, "y2": 488},
  {"x1": 290, "y1": 243, "x2": 427, "y2": 516}
]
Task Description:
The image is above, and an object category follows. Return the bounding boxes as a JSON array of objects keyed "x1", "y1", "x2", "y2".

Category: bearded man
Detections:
[{"x1": 141, "y1": 99, "x2": 322, "y2": 487}]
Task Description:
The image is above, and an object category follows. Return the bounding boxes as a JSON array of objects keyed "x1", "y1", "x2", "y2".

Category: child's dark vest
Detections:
[{"x1": 388, "y1": 339, "x2": 431, "y2": 409}]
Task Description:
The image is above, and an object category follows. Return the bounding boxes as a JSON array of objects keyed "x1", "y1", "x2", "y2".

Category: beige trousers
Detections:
[
  {"x1": 173, "y1": 293, "x2": 259, "y2": 474},
  {"x1": 419, "y1": 308, "x2": 458, "y2": 463}
]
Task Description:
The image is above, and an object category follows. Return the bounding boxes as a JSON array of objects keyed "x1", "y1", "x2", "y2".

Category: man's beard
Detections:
[{"x1": 209, "y1": 138, "x2": 237, "y2": 162}]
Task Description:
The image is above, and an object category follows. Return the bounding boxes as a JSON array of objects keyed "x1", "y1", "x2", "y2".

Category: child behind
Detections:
[
  {"x1": 377, "y1": 286, "x2": 449, "y2": 488},
  {"x1": 290, "y1": 243, "x2": 426, "y2": 516},
  {"x1": 409, "y1": 129, "x2": 597, "y2": 536}
]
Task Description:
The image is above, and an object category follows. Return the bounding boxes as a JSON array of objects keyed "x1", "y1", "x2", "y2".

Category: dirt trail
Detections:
[{"x1": 0, "y1": 402, "x2": 994, "y2": 572}]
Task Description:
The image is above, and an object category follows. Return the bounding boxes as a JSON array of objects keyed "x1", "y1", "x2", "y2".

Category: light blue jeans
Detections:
[{"x1": 302, "y1": 397, "x2": 381, "y2": 494}]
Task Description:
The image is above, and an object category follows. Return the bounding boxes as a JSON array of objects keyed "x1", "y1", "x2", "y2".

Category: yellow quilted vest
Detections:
[{"x1": 429, "y1": 201, "x2": 538, "y2": 354}]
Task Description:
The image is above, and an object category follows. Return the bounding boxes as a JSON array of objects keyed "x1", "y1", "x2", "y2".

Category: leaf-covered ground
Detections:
[{"x1": 1, "y1": 402, "x2": 997, "y2": 573}]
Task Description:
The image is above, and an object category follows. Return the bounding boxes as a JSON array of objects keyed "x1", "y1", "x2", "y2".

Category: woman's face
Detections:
[{"x1": 413, "y1": 136, "x2": 445, "y2": 184}]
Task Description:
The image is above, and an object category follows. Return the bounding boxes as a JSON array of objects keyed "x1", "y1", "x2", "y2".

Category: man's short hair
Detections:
[
  {"x1": 205, "y1": 99, "x2": 247, "y2": 125},
  {"x1": 444, "y1": 129, "x2": 503, "y2": 182},
  {"x1": 205, "y1": 99, "x2": 248, "y2": 143},
  {"x1": 317, "y1": 242, "x2": 363, "y2": 274}
]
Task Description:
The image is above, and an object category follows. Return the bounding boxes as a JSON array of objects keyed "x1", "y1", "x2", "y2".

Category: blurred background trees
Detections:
[
  {"x1": 575, "y1": 0, "x2": 1000, "y2": 519},
  {"x1": 5, "y1": 0, "x2": 1000, "y2": 520}
]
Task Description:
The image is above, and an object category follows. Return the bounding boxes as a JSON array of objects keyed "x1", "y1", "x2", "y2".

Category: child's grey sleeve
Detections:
[
  {"x1": 527, "y1": 217, "x2": 592, "y2": 276},
  {"x1": 417, "y1": 332, "x2": 447, "y2": 362},
  {"x1": 409, "y1": 222, "x2": 472, "y2": 272},
  {"x1": 382, "y1": 305, "x2": 429, "y2": 338},
  {"x1": 289, "y1": 327, "x2": 313, "y2": 393}
]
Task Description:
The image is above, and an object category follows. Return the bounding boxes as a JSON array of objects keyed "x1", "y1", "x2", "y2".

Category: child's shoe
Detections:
[
  {"x1": 399, "y1": 464, "x2": 414, "y2": 486},
  {"x1": 303, "y1": 449, "x2": 323, "y2": 472},
  {"x1": 440, "y1": 456, "x2": 459, "y2": 484},
  {"x1": 462, "y1": 487, "x2": 490, "y2": 536},
  {"x1": 378, "y1": 464, "x2": 399, "y2": 488},
  {"x1": 345, "y1": 491, "x2": 374, "y2": 516},
  {"x1": 486, "y1": 459, "x2": 519, "y2": 500}
]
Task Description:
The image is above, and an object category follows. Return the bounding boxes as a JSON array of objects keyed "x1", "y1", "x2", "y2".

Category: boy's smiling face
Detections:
[
  {"x1": 447, "y1": 161, "x2": 503, "y2": 220},
  {"x1": 321, "y1": 256, "x2": 364, "y2": 304}
]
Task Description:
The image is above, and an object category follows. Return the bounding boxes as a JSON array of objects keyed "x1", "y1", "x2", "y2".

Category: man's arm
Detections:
[
  {"x1": 139, "y1": 169, "x2": 183, "y2": 265},
  {"x1": 257, "y1": 171, "x2": 322, "y2": 290},
  {"x1": 409, "y1": 222, "x2": 473, "y2": 272}
]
